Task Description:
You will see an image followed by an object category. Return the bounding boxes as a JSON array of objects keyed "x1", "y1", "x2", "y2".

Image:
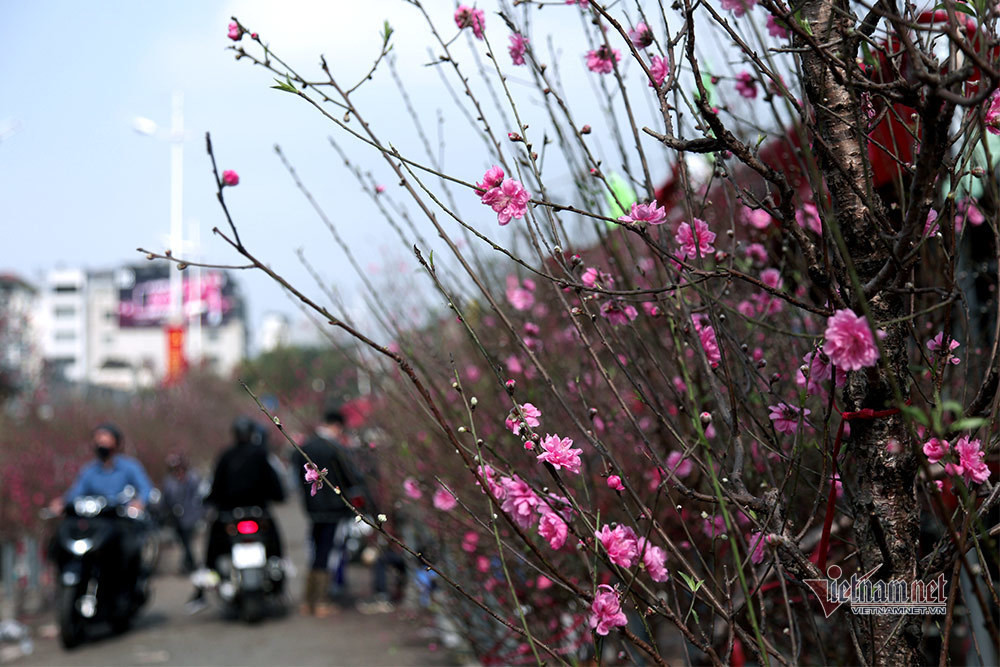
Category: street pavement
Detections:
[{"x1": 14, "y1": 501, "x2": 449, "y2": 666}]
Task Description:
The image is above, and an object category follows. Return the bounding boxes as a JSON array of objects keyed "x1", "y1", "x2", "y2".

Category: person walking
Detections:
[
  {"x1": 160, "y1": 453, "x2": 204, "y2": 574},
  {"x1": 291, "y1": 405, "x2": 367, "y2": 617}
]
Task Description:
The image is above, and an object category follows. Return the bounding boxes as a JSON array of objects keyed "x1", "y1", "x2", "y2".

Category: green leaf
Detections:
[
  {"x1": 383, "y1": 20, "x2": 394, "y2": 41},
  {"x1": 679, "y1": 572, "x2": 703, "y2": 593},
  {"x1": 933, "y1": 1, "x2": 976, "y2": 16},
  {"x1": 950, "y1": 417, "x2": 987, "y2": 432},
  {"x1": 941, "y1": 400, "x2": 965, "y2": 416},
  {"x1": 860, "y1": 42, "x2": 875, "y2": 67},
  {"x1": 900, "y1": 404, "x2": 929, "y2": 427},
  {"x1": 271, "y1": 76, "x2": 297, "y2": 93}
]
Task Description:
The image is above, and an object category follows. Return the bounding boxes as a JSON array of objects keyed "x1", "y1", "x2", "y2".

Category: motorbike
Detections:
[
  {"x1": 209, "y1": 506, "x2": 285, "y2": 623},
  {"x1": 48, "y1": 489, "x2": 157, "y2": 649}
]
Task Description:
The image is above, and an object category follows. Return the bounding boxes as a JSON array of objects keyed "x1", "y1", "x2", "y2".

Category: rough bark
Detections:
[{"x1": 797, "y1": 0, "x2": 921, "y2": 664}]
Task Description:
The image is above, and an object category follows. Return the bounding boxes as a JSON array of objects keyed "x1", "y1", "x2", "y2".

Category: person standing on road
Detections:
[
  {"x1": 160, "y1": 453, "x2": 204, "y2": 574},
  {"x1": 292, "y1": 405, "x2": 368, "y2": 618}
]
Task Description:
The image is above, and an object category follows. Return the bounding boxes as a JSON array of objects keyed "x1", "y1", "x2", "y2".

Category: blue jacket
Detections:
[{"x1": 64, "y1": 455, "x2": 153, "y2": 505}]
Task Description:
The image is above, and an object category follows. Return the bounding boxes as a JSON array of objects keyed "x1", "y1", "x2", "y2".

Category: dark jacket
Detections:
[
  {"x1": 161, "y1": 471, "x2": 204, "y2": 530},
  {"x1": 206, "y1": 442, "x2": 285, "y2": 511},
  {"x1": 292, "y1": 434, "x2": 367, "y2": 523}
]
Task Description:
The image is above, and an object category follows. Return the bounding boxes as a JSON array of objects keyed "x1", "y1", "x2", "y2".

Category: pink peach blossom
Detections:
[
  {"x1": 454, "y1": 5, "x2": 485, "y2": 39},
  {"x1": 595, "y1": 524, "x2": 639, "y2": 568},
  {"x1": 433, "y1": 486, "x2": 458, "y2": 511},
  {"x1": 538, "y1": 511, "x2": 568, "y2": 550},
  {"x1": 508, "y1": 33, "x2": 529, "y2": 66},
  {"x1": 675, "y1": 218, "x2": 716, "y2": 259},
  {"x1": 649, "y1": 56, "x2": 669, "y2": 88},
  {"x1": 589, "y1": 585, "x2": 628, "y2": 635},
  {"x1": 734, "y1": 71, "x2": 757, "y2": 98},
  {"x1": 403, "y1": 477, "x2": 423, "y2": 500},
  {"x1": 922, "y1": 437, "x2": 949, "y2": 464},
  {"x1": 619, "y1": 201, "x2": 666, "y2": 225},
  {"x1": 303, "y1": 463, "x2": 327, "y2": 497},
  {"x1": 222, "y1": 170, "x2": 240, "y2": 186},
  {"x1": 537, "y1": 434, "x2": 583, "y2": 474},
  {"x1": 823, "y1": 309, "x2": 880, "y2": 371},
  {"x1": 586, "y1": 46, "x2": 621, "y2": 74}
]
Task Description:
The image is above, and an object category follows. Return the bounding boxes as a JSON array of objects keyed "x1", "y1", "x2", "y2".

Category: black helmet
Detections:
[{"x1": 232, "y1": 416, "x2": 256, "y2": 445}]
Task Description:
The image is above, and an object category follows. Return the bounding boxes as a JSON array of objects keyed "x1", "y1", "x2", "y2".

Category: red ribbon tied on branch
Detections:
[{"x1": 813, "y1": 403, "x2": 904, "y2": 572}]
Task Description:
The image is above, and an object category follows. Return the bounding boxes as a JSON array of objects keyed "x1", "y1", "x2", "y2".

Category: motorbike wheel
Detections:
[
  {"x1": 239, "y1": 593, "x2": 266, "y2": 624},
  {"x1": 58, "y1": 586, "x2": 85, "y2": 649},
  {"x1": 110, "y1": 611, "x2": 132, "y2": 635}
]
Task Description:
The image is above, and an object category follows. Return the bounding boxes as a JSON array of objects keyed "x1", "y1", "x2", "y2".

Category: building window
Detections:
[
  {"x1": 54, "y1": 306, "x2": 76, "y2": 318},
  {"x1": 54, "y1": 330, "x2": 76, "y2": 342},
  {"x1": 53, "y1": 284, "x2": 79, "y2": 293}
]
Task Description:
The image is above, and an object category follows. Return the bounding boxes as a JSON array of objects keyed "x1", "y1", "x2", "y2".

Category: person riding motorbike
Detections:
[
  {"x1": 189, "y1": 417, "x2": 285, "y2": 610},
  {"x1": 48, "y1": 423, "x2": 154, "y2": 636}
]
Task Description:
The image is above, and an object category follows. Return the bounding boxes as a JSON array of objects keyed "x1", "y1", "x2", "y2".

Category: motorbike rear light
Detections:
[{"x1": 236, "y1": 520, "x2": 259, "y2": 535}]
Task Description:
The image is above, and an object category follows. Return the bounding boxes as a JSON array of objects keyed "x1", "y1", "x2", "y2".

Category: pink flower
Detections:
[
  {"x1": 586, "y1": 46, "x2": 621, "y2": 74},
  {"x1": 665, "y1": 451, "x2": 693, "y2": 479},
  {"x1": 636, "y1": 538, "x2": 669, "y2": 582},
  {"x1": 734, "y1": 72, "x2": 757, "y2": 99},
  {"x1": 475, "y1": 165, "x2": 505, "y2": 196},
  {"x1": 538, "y1": 511, "x2": 568, "y2": 550},
  {"x1": 222, "y1": 170, "x2": 240, "y2": 186},
  {"x1": 985, "y1": 89, "x2": 1000, "y2": 135},
  {"x1": 796, "y1": 202, "x2": 822, "y2": 234},
  {"x1": 537, "y1": 434, "x2": 583, "y2": 474},
  {"x1": 768, "y1": 403, "x2": 810, "y2": 434},
  {"x1": 454, "y1": 5, "x2": 485, "y2": 39},
  {"x1": 303, "y1": 463, "x2": 327, "y2": 497},
  {"x1": 619, "y1": 201, "x2": 666, "y2": 225},
  {"x1": 922, "y1": 437, "x2": 950, "y2": 464},
  {"x1": 481, "y1": 177, "x2": 530, "y2": 225},
  {"x1": 823, "y1": 309, "x2": 880, "y2": 371},
  {"x1": 675, "y1": 218, "x2": 716, "y2": 259},
  {"x1": 796, "y1": 349, "x2": 841, "y2": 395},
  {"x1": 227, "y1": 22, "x2": 242, "y2": 41},
  {"x1": 600, "y1": 300, "x2": 639, "y2": 326},
  {"x1": 744, "y1": 242, "x2": 768, "y2": 263},
  {"x1": 748, "y1": 531, "x2": 766, "y2": 564},
  {"x1": 767, "y1": 14, "x2": 789, "y2": 38},
  {"x1": 927, "y1": 332, "x2": 961, "y2": 365},
  {"x1": 500, "y1": 476, "x2": 540, "y2": 528},
  {"x1": 505, "y1": 402, "x2": 541, "y2": 435},
  {"x1": 589, "y1": 585, "x2": 628, "y2": 636},
  {"x1": 607, "y1": 475, "x2": 625, "y2": 491},
  {"x1": 433, "y1": 486, "x2": 458, "y2": 511},
  {"x1": 741, "y1": 206, "x2": 772, "y2": 229},
  {"x1": 595, "y1": 524, "x2": 639, "y2": 568},
  {"x1": 628, "y1": 22, "x2": 653, "y2": 48},
  {"x1": 478, "y1": 464, "x2": 506, "y2": 500},
  {"x1": 924, "y1": 209, "x2": 941, "y2": 236},
  {"x1": 648, "y1": 55, "x2": 669, "y2": 88},
  {"x1": 506, "y1": 275, "x2": 535, "y2": 311},
  {"x1": 955, "y1": 198, "x2": 985, "y2": 229},
  {"x1": 581, "y1": 267, "x2": 600, "y2": 288},
  {"x1": 721, "y1": 0, "x2": 756, "y2": 16},
  {"x1": 954, "y1": 436, "x2": 990, "y2": 485},
  {"x1": 508, "y1": 33, "x2": 529, "y2": 66},
  {"x1": 692, "y1": 316, "x2": 721, "y2": 367},
  {"x1": 462, "y1": 531, "x2": 479, "y2": 552},
  {"x1": 702, "y1": 515, "x2": 726, "y2": 538},
  {"x1": 403, "y1": 477, "x2": 423, "y2": 500}
]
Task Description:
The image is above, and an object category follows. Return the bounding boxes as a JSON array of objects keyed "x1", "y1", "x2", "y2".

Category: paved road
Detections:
[{"x1": 16, "y1": 502, "x2": 448, "y2": 666}]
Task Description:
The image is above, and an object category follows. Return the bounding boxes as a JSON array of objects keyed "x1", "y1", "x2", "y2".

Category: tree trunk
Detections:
[{"x1": 797, "y1": 1, "x2": 921, "y2": 663}]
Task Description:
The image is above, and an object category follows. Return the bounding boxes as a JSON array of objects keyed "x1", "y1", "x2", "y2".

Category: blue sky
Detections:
[{"x1": 1, "y1": 1, "x2": 671, "y2": 349}]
